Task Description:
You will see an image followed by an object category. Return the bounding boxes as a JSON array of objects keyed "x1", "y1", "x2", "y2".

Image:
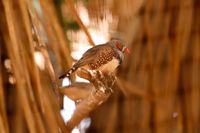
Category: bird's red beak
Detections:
[{"x1": 124, "y1": 47, "x2": 130, "y2": 55}]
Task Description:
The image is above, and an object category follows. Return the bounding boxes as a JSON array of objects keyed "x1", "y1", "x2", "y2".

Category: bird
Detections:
[{"x1": 59, "y1": 38, "x2": 129, "y2": 79}]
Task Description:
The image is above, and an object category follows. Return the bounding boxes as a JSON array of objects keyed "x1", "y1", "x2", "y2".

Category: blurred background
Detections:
[{"x1": 0, "y1": 0, "x2": 199, "y2": 133}]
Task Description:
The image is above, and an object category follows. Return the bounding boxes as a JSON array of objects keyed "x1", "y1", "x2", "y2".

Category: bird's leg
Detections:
[
  {"x1": 77, "y1": 68, "x2": 115, "y2": 94},
  {"x1": 77, "y1": 68, "x2": 97, "y2": 82},
  {"x1": 95, "y1": 70, "x2": 114, "y2": 93},
  {"x1": 80, "y1": 69, "x2": 105, "y2": 91},
  {"x1": 87, "y1": 69, "x2": 97, "y2": 82},
  {"x1": 96, "y1": 70, "x2": 104, "y2": 80},
  {"x1": 96, "y1": 71, "x2": 117, "y2": 93},
  {"x1": 90, "y1": 70, "x2": 114, "y2": 94},
  {"x1": 109, "y1": 73, "x2": 117, "y2": 86},
  {"x1": 105, "y1": 73, "x2": 117, "y2": 93},
  {"x1": 99, "y1": 72, "x2": 116, "y2": 85}
]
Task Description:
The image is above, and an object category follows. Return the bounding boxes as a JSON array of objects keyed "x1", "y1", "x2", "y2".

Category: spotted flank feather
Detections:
[
  {"x1": 89, "y1": 50, "x2": 115, "y2": 69},
  {"x1": 59, "y1": 67, "x2": 77, "y2": 79}
]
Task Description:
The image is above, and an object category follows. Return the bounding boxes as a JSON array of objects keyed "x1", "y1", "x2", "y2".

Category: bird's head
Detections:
[{"x1": 110, "y1": 39, "x2": 130, "y2": 55}]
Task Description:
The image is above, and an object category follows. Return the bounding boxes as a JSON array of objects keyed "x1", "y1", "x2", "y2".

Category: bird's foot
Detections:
[
  {"x1": 99, "y1": 87, "x2": 113, "y2": 94},
  {"x1": 102, "y1": 72, "x2": 117, "y2": 87},
  {"x1": 96, "y1": 70, "x2": 104, "y2": 80},
  {"x1": 78, "y1": 68, "x2": 116, "y2": 92}
]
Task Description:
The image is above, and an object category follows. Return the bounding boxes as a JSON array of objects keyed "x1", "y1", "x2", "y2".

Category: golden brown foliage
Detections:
[
  {"x1": 0, "y1": 0, "x2": 199, "y2": 133},
  {"x1": 0, "y1": 0, "x2": 71, "y2": 132}
]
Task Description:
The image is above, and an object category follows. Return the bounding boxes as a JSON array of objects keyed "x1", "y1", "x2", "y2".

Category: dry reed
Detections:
[{"x1": 0, "y1": 0, "x2": 199, "y2": 133}]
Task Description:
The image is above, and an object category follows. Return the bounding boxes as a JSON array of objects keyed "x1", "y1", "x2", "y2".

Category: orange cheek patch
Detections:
[{"x1": 116, "y1": 43, "x2": 123, "y2": 50}]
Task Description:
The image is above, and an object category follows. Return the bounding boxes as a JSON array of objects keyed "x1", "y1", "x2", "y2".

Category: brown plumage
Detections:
[{"x1": 59, "y1": 39, "x2": 129, "y2": 79}]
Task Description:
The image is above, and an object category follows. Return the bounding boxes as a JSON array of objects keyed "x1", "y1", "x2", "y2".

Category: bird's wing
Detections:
[
  {"x1": 73, "y1": 43, "x2": 115, "y2": 69},
  {"x1": 59, "y1": 43, "x2": 117, "y2": 79}
]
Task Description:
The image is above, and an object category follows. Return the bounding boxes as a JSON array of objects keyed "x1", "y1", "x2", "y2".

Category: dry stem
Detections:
[{"x1": 64, "y1": 69, "x2": 116, "y2": 131}]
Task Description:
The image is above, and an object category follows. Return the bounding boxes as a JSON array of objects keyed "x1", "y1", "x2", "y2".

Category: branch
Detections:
[
  {"x1": 60, "y1": 82, "x2": 94, "y2": 101},
  {"x1": 62, "y1": 69, "x2": 116, "y2": 131}
]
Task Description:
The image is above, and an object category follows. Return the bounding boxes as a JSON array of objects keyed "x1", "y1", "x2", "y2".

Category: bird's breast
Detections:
[{"x1": 97, "y1": 58, "x2": 119, "y2": 73}]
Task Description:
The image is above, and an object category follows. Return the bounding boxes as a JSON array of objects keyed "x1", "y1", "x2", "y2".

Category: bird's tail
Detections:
[{"x1": 59, "y1": 66, "x2": 77, "y2": 79}]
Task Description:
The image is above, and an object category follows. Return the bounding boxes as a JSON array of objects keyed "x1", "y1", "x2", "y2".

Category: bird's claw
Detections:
[
  {"x1": 80, "y1": 69, "x2": 116, "y2": 92},
  {"x1": 99, "y1": 87, "x2": 113, "y2": 94},
  {"x1": 96, "y1": 70, "x2": 104, "y2": 80}
]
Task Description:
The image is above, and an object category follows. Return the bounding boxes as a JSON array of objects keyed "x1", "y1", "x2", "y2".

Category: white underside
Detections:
[{"x1": 98, "y1": 58, "x2": 119, "y2": 73}]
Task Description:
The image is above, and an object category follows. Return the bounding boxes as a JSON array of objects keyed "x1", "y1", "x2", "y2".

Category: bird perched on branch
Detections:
[{"x1": 59, "y1": 38, "x2": 129, "y2": 79}]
